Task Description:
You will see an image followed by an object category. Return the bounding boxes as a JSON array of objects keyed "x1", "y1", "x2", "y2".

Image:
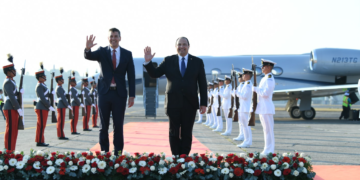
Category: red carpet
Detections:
[
  {"x1": 90, "y1": 122, "x2": 210, "y2": 156},
  {"x1": 90, "y1": 122, "x2": 359, "y2": 180}
]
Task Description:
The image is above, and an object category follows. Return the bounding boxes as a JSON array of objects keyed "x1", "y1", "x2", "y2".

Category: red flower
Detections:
[
  {"x1": 6, "y1": 150, "x2": 12, "y2": 154},
  {"x1": 78, "y1": 161, "x2": 85, "y2": 166},
  {"x1": 41, "y1": 160, "x2": 48, "y2": 167},
  {"x1": 0, "y1": 151, "x2": 2, "y2": 155},
  {"x1": 298, "y1": 158, "x2": 307, "y2": 163},
  {"x1": 135, "y1": 159, "x2": 140, "y2": 165},
  {"x1": 208, "y1": 161, "x2": 213, "y2": 165},
  {"x1": 97, "y1": 168, "x2": 105, "y2": 173},
  {"x1": 25, "y1": 165, "x2": 32, "y2": 171},
  {"x1": 65, "y1": 157, "x2": 70, "y2": 162},
  {"x1": 292, "y1": 157, "x2": 297, "y2": 161},
  {"x1": 180, "y1": 154, "x2": 187, "y2": 158},
  {"x1": 86, "y1": 155, "x2": 94, "y2": 160},
  {"x1": 268, "y1": 160, "x2": 275, "y2": 165},
  {"x1": 283, "y1": 169, "x2": 291, "y2": 176},
  {"x1": 105, "y1": 152, "x2": 111, "y2": 158},
  {"x1": 59, "y1": 168, "x2": 66, "y2": 175},
  {"x1": 264, "y1": 170, "x2": 272, "y2": 175},
  {"x1": 253, "y1": 158, "x2": 259, "y2": 163},
  {"x1": 248, "y1": 153, "x2": 254, "y2": 158},
  {"x1": 140, "y1": 167, "x2": 150, "y2": 174},
  {"x1": 194, "y1": 168, "x2": 205, "y2": 175},
  {"x1": 73, "y1": 159, "x2": 79, "y2": 165},
  {"x1": 234, "y1": 168, "x2": 244, "y2": 176},
  {"x1": 293, "y1": 163, "x2": 298, "y2": 169},
  {"x1": 71, "y1": 152, "x2": 75, "y2": 156},
  {"x1": 109, "y1": 161, "x2": 114, "y2": 167},
  {"x1": 260, "y1": 158, "x2": 267, "y2": 164},
  {"x1": 91, "y1": 162, "x2": 97, "y2": 168},
  {"x1": 282, "y1": 157, "x2": 291, "y2": 163},
  {"x1": 134, "y1": 152, "x2": 140, "y2": 156},
  {"x1": 98, "y1": 155, "x2": 104, "y2": 160},
  {"x1": 15, "y1": 154, "x2": 23, "y2": 160},
  {"x1": 185, "y1": 157, "x2": 193, "y2": 162},
  {"x1": 7, "y1": 168, "x2": 15, "y2": 173},
  {"x1": 51, "y1": 152, "x2": 57, "y2": 156},
  {"x1": 169, "y1": 167, "x2": 178, "y2": 175},
  {"x1": 50, "y1": 157, "x2": 55, "y2": 161},
  {"x1": 148, "y1": 161, "x2": 154, "y2": 166},
  {"x1": 10, "y1": 154, "x2": 15, "y2": 158},
  {"x1": 4, "y1": 159, "x2": 9, "y2": 165},
  {"x1": 254, "y1": 169, "x2": 262, "y2": 176},
  {"x1": 238, "y1": 157, "x2": 245, "y2": 164},
  {"x1": 295, "y1": 152, "x2": 299, "y2": 157},
  {"x1": 82, "y1": 152, "x2": 88, "y2": 157},
  {"x1": 95, "y1": 151, "x2": 101, "y2": 156},
  {"x1": 272, "y1": 153, "x2": 277, "y2": 157},
  {"x1": 58, "y1": 154, "x2": 65, "y2": 159},
  {"x1": 227, "y1": 153, "x2": 234, "y2": 158},
  {"x1": 200, "y1": 154, "x2": 206, "y2": 158},
  {"x1": 35, "y1": 168, "x2": 42, "y2": 173},
  {"x1": 61, "y1": 162, "x2": 66, "y2": 167},
  {"x1": 217, "y1": 156, "x2": 224, "y2": 161},
  {"x1": 225, "y1": 158, "x2": 232, "y2": 163},
  {"x1": 149, "y1": 153, "x2": 154, "y2": 157},
  {"x1": 153, "y1": 156, "x2": 160, "y2": 163},
  {"x1": 122, "y1": 168, "x2": 129, "y2": 175}
]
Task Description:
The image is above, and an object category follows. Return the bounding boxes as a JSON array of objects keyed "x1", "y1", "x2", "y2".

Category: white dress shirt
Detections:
[{"x1": 109, "y1": 46, "x2": 121, "y2": 68}]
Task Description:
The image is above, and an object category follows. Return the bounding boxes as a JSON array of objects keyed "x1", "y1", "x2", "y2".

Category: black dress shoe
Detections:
[
  {"x1": 83, "y1": 129, "x2": 92, "y2": 131},
  {"x1": 36, "y1": 143, "x2": 49, "y2": 146},
  {"x1": 92, "y1": 126, "x2": 99, "y2": 128},
  {"x1": 58, "y1": 137, "x2": 69, "y2": 140},
  {"x1": 71, "y1": 132, "x2": 80, "y2": 135}
]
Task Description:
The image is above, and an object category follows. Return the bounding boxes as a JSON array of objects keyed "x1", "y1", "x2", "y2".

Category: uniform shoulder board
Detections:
[
  {"x1": 247, "y1": 81, "x2": 250, "y2": 84},
  {"x1": 268, "y1": 74, "x2": 272, "y2": 78}
]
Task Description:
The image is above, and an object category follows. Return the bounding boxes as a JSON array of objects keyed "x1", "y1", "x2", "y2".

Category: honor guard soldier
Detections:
[
  {"x1": 55, "y1": 68, "x2": 72, "y2": 140},
  {"x1": 233, "y1": 72, "x2": 245, "y2": 141},
  {"x1": 220, "y1": 75, "x2": 232, "y2": 135},
  {"x1": 213, "y1": 77, "x2": 224, "y2": 132},
  {"x1": 0, "y1": 89, "x2": 5, "y2": 120},
  {"x1": 252, "y1": 59, "x2": 276, "y2": 155},
  {"x1": 2, "y1": 55, "x2": 24, "y2": 150},
  {"x1": 69, "y1": 74, "x2": 82, "y2": 134},
  {"x1": 236, "y1": 68, "x2": 253, "y2": 148},
  {"x1": 90, "y1": 79, "x2": 99, "y2": 128},
  {"x1": 204, "y1": 82, "x2": 214, "y2": 126},
  {"x1": 35, "y1": 62, "x2": 55, "y2": 146},
  {"x1": 210, "y1": 81, "x2": 219, "y2": 129},
  {"x1": 82, "y1": 76, "x2": 93, "y2": 131}
]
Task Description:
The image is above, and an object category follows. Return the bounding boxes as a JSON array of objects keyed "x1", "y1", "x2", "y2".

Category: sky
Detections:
[{"x1": 1, "y1": 0, "x2": 360, "y2": 76}]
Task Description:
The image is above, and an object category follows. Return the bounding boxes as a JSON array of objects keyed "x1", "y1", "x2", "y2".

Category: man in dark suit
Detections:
[
  {"x1": 143, "y1": 37, "x2": 207, "y2": 156},
  {"x1": 84, "y1": 28, "x2": 135, "y2": 156}
]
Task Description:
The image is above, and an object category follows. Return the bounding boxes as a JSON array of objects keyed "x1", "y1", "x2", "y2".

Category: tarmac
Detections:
[{"x1": 0, "y1": 102, "x2": 359, "y2": 165}]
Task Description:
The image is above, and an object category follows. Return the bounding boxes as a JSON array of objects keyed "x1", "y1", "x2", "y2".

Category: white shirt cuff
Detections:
[{"x1": 143, "y1": 61, "x2": 151, "y2": 65}]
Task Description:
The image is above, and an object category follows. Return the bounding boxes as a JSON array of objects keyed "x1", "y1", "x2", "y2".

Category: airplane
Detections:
[{"x1": 78, "y1": 48, "x2": 360, "y2": 120}]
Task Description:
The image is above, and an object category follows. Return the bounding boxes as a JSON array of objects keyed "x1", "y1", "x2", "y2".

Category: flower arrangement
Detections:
[{"x1": 0, "y1": 149, "x2": 316, "y2": 180}]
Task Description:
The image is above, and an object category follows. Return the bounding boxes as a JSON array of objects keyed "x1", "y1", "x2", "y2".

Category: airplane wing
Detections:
[{"x1": 273, "y1": 84, "x2": 358, "y2": 100}]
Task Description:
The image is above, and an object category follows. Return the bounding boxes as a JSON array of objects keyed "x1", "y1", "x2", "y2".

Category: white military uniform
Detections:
[
  {"x1": 195, "y1": 93, "x2": 203, "y2": 124},
  {"x1": 232, "y1": 81, "x2": 245, "y2": 141},
  {"x1": 204, "y1": 88, "x2": 213, "y2": 126},
  {"x1": 220, "y1": 83, "x2": 232, "y2": 135},
  {"x1": 213, "y1": 86, "x2": 224, "y2": 132},
  {"x1": 237, "y1": 79, "x2": 253, "y2": 147},
  {"x1": 210, "y1": 87, "x2": 218, "y2": 129},
  {"x1": 253, "y1": 72, "x2": 275, "y2": 154}
]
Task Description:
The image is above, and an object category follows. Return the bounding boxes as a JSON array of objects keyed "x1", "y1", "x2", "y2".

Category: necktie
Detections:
[
  {"x1": 111, "y1": 49, "x2": 116, "y2": 84},
  {"x1": 181, "y1": 57, "x2": 186, "y2": 77}
]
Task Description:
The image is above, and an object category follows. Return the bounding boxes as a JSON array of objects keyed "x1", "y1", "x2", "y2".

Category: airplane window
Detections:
[
  {"x1": 272, "y1": 67, "x2": 283, "y2": 76},
  {"x1": 255, "y1": 67, "x2": 262, "y2": 76},
  {"x1": 211, "y1": 68, "x2": 221, "y2": 75}
]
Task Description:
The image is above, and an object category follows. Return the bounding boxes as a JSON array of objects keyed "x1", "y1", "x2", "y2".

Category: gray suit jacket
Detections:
[
  {"x1": 56, "y1": 86, "x2": 69, "y2": 108},
  {"x1": 70, "y1": 87, "x2": 81, "y2": 106},
  {"x1": 2, "y1": 79, "x2": 20, "y2": 110},
  {"x1": 35, "y1": 83, "x2": 50, "y2": 110},
  {"x1": 83, "y1": 87, "x2": 92, "y2": 106}
]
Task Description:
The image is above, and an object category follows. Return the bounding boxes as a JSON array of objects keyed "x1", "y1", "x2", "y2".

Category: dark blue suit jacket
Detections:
[{"x1": 84, "y1": 46, "x2": 135, "y2": 97}]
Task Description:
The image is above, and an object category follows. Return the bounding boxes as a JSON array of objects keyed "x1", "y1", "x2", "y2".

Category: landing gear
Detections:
[
  {"x1": 289, "y1": 106, "x2": 301, "y2": 119},
  {"x1": 301, "y1": 107, "x2": 316, "y2": 120}
]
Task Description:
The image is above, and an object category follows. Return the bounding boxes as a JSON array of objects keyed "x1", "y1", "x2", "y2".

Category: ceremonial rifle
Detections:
[
  {"x1": 50, "y1": 69, "x2": 57, "y2": 123},
  {"x1": 217, "y1": 83, "x2": 221, "y2": 116},
  {"x1": 67, "y1": 71, "x2": 74, "y2": 119},
  {"x1": 233, "y1": 71, "x2": 239, "y2": 122},
  {"x1": 91, "y1": 76, "x2": 96, "y2": 115},
  {"x1": 228, "y1": 66, "x2": 235, "y2": 118},
  {"x1": 80, "y1": 83, "x2": 86, "y2": 117},
  {"x1": 249, "y1": 56, "x2": 257, "y2": 126},
  {"x1": 17, "y1": 58, "x2": 25, "y2": 130}
]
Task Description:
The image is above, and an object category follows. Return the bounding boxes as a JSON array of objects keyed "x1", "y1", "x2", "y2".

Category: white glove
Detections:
[
  {"x1": 49, "y1": 106, "x2": 56, "y2": 112},
  {"x1": 52, "y1": 90, "x2": 55, "y2": 95},
  {"x1": 68, "y1": 91, "x2": 72, "y2": 95},
  {"x1": 20, "y1": 89, "x2": 24, "y2": 94},
  {"x1": 252, "y1": 87, "x2": 258, "y2": 92},
  {"x1": 80, "y1": 104, "x2": 85, "y2": 107},
  {"x1": 82, "y1": 91, "x2": 85, "y2": 95},
  {"x1": 91, "y1": 104, "x2": 95, "y2": 107},
  {"x1": 68, "y1": 105, "x2": 72, "y2": 110},
  {"x1": 17, "y1": 109, "x2": 23, "y2": 116}
]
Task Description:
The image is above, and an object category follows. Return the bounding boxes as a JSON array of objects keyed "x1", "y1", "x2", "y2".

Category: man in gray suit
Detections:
[
  {"x1": 70, "y1": 76, "x2": 83, "y2": 134},
  {"x1": 55, "y1": 68, "x2": 72, "y2": 140}
]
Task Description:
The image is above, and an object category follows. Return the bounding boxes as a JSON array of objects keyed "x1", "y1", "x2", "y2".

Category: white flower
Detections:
[
  {"x1": 200, "y1": 161, "x2": 205, "y2": 166},
  {"x1": 305, "y1": 157, "x2": 311, "y2": 162},
  {"x1": 299, "y1": 162, "x2": 304, "y2": 167},
  {"x1": 86, "y1": 160, "x2": 91, "y2": 165},
  {"x1": 293, "y1": 170, "x2": 299, "y2": 176},
  {"x1": 86, "y1": 151, "x2": 90, "y2": 155},
  {"x1": 68, "y1": 161, "x2": 73, "y2": 166},
  {"x1": 97, "y1": 161, "x2": 106, "y2": 169},
  {"x1": 121, "y1": 160, "x2": 127, "y2": 166},
  {"x1": 46, "y1": 166, "x2": 55, "y2": 174},
  {"x1": 245, "y1": 168, "x2": 254, "y2": 174},
  {"x1": 33, "y1": 161, "x2": 41, "y2": 169},
  {"x1": 131, "y1": 161, "x2": 136, "y2": 166},
  {"x1": 0, "y1": 165, "x2": 3, "y2": 171},
  {"x1": 224, "y1": 162, "x2": 229, "y2": 167},
  {"x1": 47, "y1": 161, "x2": 53, "y2": 166},
  {"x1": 169, "y1": 163, "x2": 176, "y2": 168},
  {"x1": 23, "y1": 155, "x2": 30, "y2": 161},
  {"x1": 36, "y1": 150, "x2": 44, "y2": 156},
  {"x1": 260, "y1": 153, "x2": 267, "y2": 158},
  {"x1": 69, "y1": 165, "x2": 78, "y2": 171},
  {"x1": 91, "y1": 158, "x2": 100, "y2": 164},
  {"x1": 272, "y1": 157, "x2": 279, "y2": 163},
  {"x1": 188, "y1": 161, "x2": 196, "y2": 168},
  {"x1": 55, "y1": 159, "x2": 64, "y2": 166},
  {"x1": 110, "y1": 155, "x2": 116, "y2": 161},
  {"x1": 302, "y1": 168, "x2": 308, "y2": 174},
  {"x1": 261, "y1": 163, "x2": 268, "y2": 170},
  {"x1": 282, "y1": 153, "x2": 288, "y2": 157},
  {"x1": 212, "y1": 166, "x2": 218, "y2": 171},
  {"x1": 209, "y1": 152, "x2": 213, "y2": 157},
  {"x1": 177, "y1": 158, "x2": 185, "y2": 163},
  {"x1": 253, "y1": 163, "x2": 258, "y2": 167},
  {"x1": 300, "y1": 153, "x2": 306, "y2": 157},
  {"x1": 206, "y1": 169, "x2": 210, "y2": 172},
  {"x1": 143, "y1": 152, "x2": 149, "y2": 156},
  {"x1": 16, "y1": 161, "x2": 25, "y2": 169},
  {"x1": 165, "y1": 157, "x2": 173, "y2": 163},
  {"x1": 160, "y1": 152, "x2": 166, "y2": 157},
  {"x1": 283, "y1": 162, "x2": 289, "y2": 169},
  {"x1": 246, "y1": 158, "x2": 253, "y2": 162},
  {"x1": 91, "y1": 167, "x2": 97, "y2": 174},
  {"x1": 274, "y1": 169, "x2": 282, "y2": 177},
  {"x1": 209, "y1": 158, "x2": 217, "y2": 162},
  {"x1": 172, "y1": 155, "x2": 175, "y2": 158},
  {"x1": 129, "y1": 167, "x2": 137, "y2": 173},
  {"x1": 150, "y1": 166, "x2": 155, "y2": 171},
  {"x1": 181, "y1": 164, "x2": 186, "y2": 169},
  {"x1": 229, "y1": 173, "x2": 234, "y2": 178},
  {"x1": 0, "y1": 160, "x2": 3, "y2": 165},
  {"x1": 158, "y1": 167, "x2": 167, "y2": 175},
  {"x1": 82, "y1": 164, "x2": 91, "y2": 173},
  {"x1": 221, "y1": 168, "x2": 229, "y2": 174},
  {"x1": 101, "y1": 151, "x2": 105, "y2": 155},
  {"x1": 270, "y1": 164, "x2": 277, "y2": 170},
  {"x1": 14, "y1": 151, "x2": 20, "y2": 155},
  {"x1": 179, "y1": 170, "x2": 187, "y2": 175},
  {"x1": 9, "y1": 158, "x2": 17, "y2": 166},
  {"x1": 114, "y1": 163, "x2": 120, "y2": 169},
  {"x1": 138, "y1": 160, "x2": 146, "y2": 167},
  {"x1": 239, "y1": 153, "x2": 246, "y2": 158},
  {"x1": 233, "y1": 163, "x2": 239, "y2": 167}
]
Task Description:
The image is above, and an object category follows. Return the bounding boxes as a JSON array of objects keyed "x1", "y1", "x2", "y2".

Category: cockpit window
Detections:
[{"x1": 272, "y1": 67, "x2": 283, "y2": 76}]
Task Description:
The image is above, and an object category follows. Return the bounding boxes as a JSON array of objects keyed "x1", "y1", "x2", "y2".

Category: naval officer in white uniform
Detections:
[
  {"x1": 236, "y1": 68, "x2": 253, "y2": 148},
  {"x1": 204, "y1": 82, "x2": 214, "y2": 126},
  {"x1": 252, "y1": 59, "x2": 276, "y2": 155},
  {"x1": 232, "y1": 73, "x2": 245, "y2": 141},
  {"x1": 220, "y1": 75, "x2": 233, "y2": 135},
  {"x1": 213, "y1": 78, "x2": 224, "y2": 132},
  {"x1": 210, "y1": 81, "x2": 219, "y2": 129}
]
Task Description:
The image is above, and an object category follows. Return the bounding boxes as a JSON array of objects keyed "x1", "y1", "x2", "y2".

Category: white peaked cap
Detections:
[
  {"x1": 242, "y1": 68, "x2": 253, "y2": 73},
  {"x1": 261, "y1": 59, "x2": 277, "y2": 65},
  {"x1": 208, "y1": 82, "x2": 213, "y2": 85},
  {"x1": 213, "y1": 81, "x2": 218, "y2": 84},
  {"x1": 225, "y1": 75, "x2": 231, "y2": 80},
  {"x1": 217, "y1": 77, "x2": 224, "y2": 81}
]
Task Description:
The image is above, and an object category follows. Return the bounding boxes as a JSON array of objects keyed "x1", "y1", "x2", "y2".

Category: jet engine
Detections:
[{"x1": 309, "y1": 48, "x2": 360, "y2": 75}]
